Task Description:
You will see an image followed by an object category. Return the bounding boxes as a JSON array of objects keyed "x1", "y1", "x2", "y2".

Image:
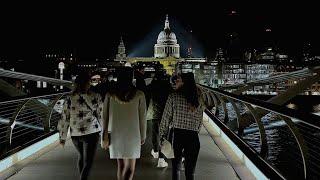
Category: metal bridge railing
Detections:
[
  {"x1": 0, "y1": 70, "x2": 73, "y2": 159},
  {"x1": 0, "y1": 69, "x2": 72, "y2": 88},
  {"x1": 199, "y1": 84, "x2": 320, "y2": 180},
  {"x1": 0, "y1": 92, "x2": 70, "y2": 158}
]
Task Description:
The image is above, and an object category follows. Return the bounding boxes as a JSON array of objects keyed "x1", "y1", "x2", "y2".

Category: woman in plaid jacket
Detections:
[{"x1": 160, "y1": 72, "x2": 205, "y2": 180}]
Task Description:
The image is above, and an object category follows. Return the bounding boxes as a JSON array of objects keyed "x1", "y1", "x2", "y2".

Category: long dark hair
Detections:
[
  {"x1": 110, "y1": 67, "x2": 137, "y2": 102},
  {"x1": 73, "y1": 71, "x2": 91, "y2": 94},
  {"x1": 180, "y1": 72, "x2": 199, "y2": 109}
]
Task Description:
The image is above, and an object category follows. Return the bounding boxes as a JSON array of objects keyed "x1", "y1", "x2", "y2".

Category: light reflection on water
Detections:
[
  {"x1": 286, "y1": 102, "x2": 297, "y2": 109},
  {"x1": 216, "y1": 102, "x2": 320, "y2": 179}
]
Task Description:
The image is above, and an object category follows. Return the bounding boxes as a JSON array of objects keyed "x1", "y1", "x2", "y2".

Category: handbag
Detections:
[
  {"x1": 160, "y1": 96, "x2": 176, "y2": 159},
  {"x1": 161, "y1": 126, "x2": 174, "y2": 159},
  {"x1": 161, "y1": 138, "x2": 174, "y2": 159}
]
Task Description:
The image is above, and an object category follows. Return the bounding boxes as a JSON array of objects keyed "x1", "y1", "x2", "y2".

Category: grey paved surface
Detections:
[{"x1": 8, "y1": 122, "x2": 239, "y2": 180}]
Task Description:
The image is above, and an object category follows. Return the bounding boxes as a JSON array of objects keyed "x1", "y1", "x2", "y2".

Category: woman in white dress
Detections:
[{"x1": 101, "y1": 67, "x2": 147, "y2": 180}]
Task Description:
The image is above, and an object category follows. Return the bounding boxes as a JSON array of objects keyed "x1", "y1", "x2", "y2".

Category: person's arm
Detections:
[
  {"x1": 160, "y1": 94, "x2": 173, "y2": 140},
  {"x1": 102, "y1": 93, "x2": 110, "y2": 149},
  {"x1": 94, "y1": 93, "x2": 104, "y2": 134},
  {"x1": 139, "y1": 92, "x2": 147, "y2": 144},
  {"x1": 57, "y1": 97, "x2": 71, "y2": 146},
  {"x1": 95, "y1": 94, "x2": 103, "y2": 126}
]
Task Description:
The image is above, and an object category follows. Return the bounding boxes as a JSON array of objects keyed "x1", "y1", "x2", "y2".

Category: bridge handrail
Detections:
[
  {"x1": 0, "y1": 92, "x2": 70, "y2": 104},
  {"x1": 200, "y1": 84, "x2": 320, "y2": 130},
  {"x1": 199, "y1": 83, "x2": 320, "y2": 179},
  {"x1": 0, "y1": 69, "x2": 73, "y2": 87},
  {"x1": 0, "y1": 71, "x2": 74, "y2": 164},
  {"x1": 0, "y1": 92, "x2": 71, "y2": 160},
  {"x1": 204, "y1": 109, "x2": 286, "y2": 179}
]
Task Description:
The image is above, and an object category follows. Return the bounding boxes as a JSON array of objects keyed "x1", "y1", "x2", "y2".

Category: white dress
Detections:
[{"x1": 103, "y1": 90, "x2": 147, "y2": 159}]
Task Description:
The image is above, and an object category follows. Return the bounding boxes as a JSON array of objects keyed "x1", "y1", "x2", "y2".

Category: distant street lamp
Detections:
[{"x1": 58, "y1": 62, "x2": 65, "y2": 90}]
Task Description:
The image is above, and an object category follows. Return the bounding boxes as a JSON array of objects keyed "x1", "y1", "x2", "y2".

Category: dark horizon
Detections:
[{"x1": 1, "y1": 2, "x2": 320, "y2": 61}]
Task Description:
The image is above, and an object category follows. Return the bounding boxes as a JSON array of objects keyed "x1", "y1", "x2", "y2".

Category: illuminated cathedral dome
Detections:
[
  {"x1": 157, "y1": 25, "x2": 177, "y2": 44},
  {"x1": 154, "y1": 15, "x2": 180, "y2": 58}
]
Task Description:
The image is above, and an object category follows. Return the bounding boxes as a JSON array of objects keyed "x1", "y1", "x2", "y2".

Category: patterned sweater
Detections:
[{"x1": 58, "y1": 92, "x2": 103, "y2": 141}]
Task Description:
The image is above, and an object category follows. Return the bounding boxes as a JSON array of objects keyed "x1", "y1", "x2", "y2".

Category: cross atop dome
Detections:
[
  {"x1": 120, "y1": 36, "x2": 124, "y2": 46},
  {"x1": 164, "y1": 14, "x2": 170, "y2": 30}
]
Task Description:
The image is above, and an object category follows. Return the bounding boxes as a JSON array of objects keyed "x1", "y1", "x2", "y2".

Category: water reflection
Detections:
[
  {"x1": 286, "y1": 102, "x2": 297, "y2": 110},
  {"x1": 216, "y1": 101, "x2": 320, "y2": 179}
]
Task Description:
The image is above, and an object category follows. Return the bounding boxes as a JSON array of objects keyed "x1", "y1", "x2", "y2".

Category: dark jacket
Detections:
[
  {"x1": 150, "y1": 76, "x2": 172, "y2": 120},
  {"x1": 135, "y1": 72, "x2": 147, "y2": 93},
  {"x1": 135, "y1": 71, "x2": 150, "y2": 107},
  {"x1": 91, "y1": 81, "x2": 115, "y2": 101}
]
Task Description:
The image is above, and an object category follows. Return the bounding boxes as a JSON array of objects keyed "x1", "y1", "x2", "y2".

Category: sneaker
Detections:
[
  {"x1": 157, "y1": 158, "x2": 168, "y2": 168},
  {"x1": 151, "y1": 149, "x2": 159, "y2": 158}
]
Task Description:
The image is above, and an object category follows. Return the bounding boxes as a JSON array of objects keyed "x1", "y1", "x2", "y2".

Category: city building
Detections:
[
  {"x1": 215, "y1": 48, "x2": 226, "y2": 63},
  {"x1": 115, "y1": 37, "x2": 127, "y2": 62},
  {"x1": 245, "y1": 63, "x2": 276, "y2": 93},
  {"x1": 257, "y1": 47, "x2": 275, "y2": 62},
  {"x1": 246, "y1": 63, "x2": 275, "y2": 82},
  {"x1": 177, "y1": 58, "x2": 219, "y2": 86},
  {"x1": 302, "y1": 42, "x2": 313, "y2": 63},
  {"x1": 44, "y1": 50, "x2": 76, "y2": 63},
  {"x1": 222, "y1": 63, "x2": 246, "y2": 85},
  {"x1": 123, "y1": 15, "x2": 182, "y2": 75}
]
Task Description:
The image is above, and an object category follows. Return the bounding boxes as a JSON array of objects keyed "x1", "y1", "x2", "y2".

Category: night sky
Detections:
[{"x1": 1, "y1": 2, "x2": 320, "y2": 61}]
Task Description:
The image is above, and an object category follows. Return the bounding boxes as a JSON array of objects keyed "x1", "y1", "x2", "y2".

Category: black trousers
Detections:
[
  {"x1": 172, "y1": 128, "x2": 200, "y2": 180},
  {"x1": 152, "y1": 119, "x2": 164, "y2": 158},
  {"x1": 71, "y1": 132, "x2": 99, "y2": 180}
]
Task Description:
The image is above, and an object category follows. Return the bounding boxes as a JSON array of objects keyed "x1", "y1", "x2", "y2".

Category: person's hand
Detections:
[
  {"x1": 102, "y1": 139, "x2": 109, "y2": 150},
  {"x1": 141, "y1": 139, "x2": 145, "y2": 145},
  {"x1": 101, "y1": 133, "x2": 109, "y2": 150}
]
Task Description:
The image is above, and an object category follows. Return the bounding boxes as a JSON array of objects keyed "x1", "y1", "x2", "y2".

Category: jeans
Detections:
[
  {"x1": 152, "y1": 119, "x2": 164, "y2": 158},
  {"x1": 71, "y1": 132, "x2": 99, "y2": 180},
  {"x1": 171, "y1": 128, "x2": 200, "y2": 180}
]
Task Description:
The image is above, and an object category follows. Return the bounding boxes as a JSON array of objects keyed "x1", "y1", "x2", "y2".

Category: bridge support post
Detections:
[
  {"x1": 215, "y1": 93, "x2": 229, "y2": 123},
  {"x1": 278, "y1": 115, "x2": 308, "y2": 179},
  {"x1": 244, "y1": 103, "x2": 268, "y2": 158},
  {"x1": 1, "y1": 99, "x2": 31, "y2": 155},
  {"x1": 44, "y1": 94, "x2": 65, "y2": 133}
]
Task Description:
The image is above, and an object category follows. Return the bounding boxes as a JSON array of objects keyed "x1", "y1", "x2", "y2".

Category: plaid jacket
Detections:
[{"x1": 160, "y1": 89, "x2": 205, "y2": 139}]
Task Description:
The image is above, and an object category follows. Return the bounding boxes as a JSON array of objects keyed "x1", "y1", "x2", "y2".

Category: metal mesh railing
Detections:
[
  {"x1": 199, "y1": 84, "x2": 320, "y2": 180},
  {"x1": 0, "y1": 70, "x2": 72, "y2": 159},
  {"x1": 0, "y1": 92, "x2": 70, "y2": 157}
]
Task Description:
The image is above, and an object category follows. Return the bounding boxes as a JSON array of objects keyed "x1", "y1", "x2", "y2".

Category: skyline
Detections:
[{"x1": 1, "y1": 3, "x2": 320, "y2": 61}]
